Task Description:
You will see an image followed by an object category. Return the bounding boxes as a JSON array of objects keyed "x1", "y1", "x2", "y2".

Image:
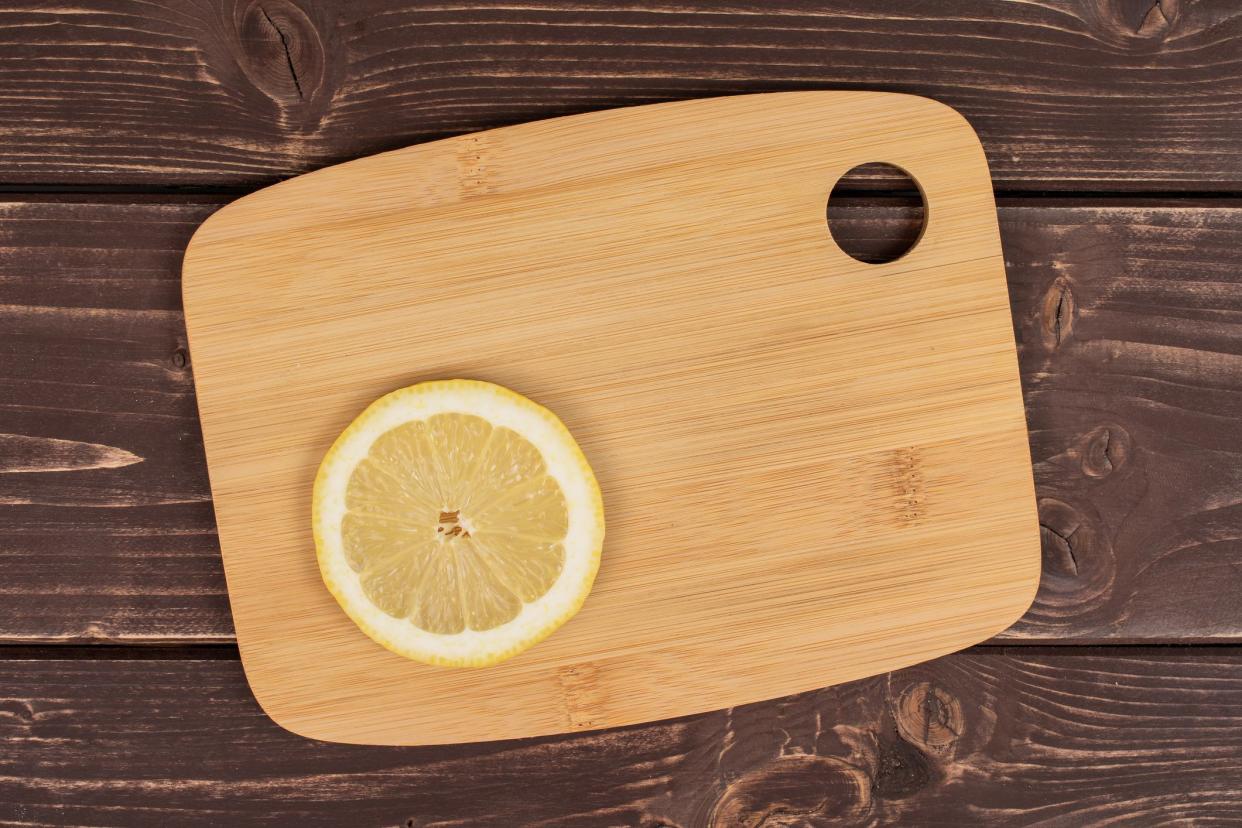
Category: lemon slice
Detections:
[{"x1": 313, "y1": 380, "x2": 604, "y2": 667}]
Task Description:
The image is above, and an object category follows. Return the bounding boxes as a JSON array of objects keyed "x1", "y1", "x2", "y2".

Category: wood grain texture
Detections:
[
  {"x1": 5, "y1": 199, "x2": 1242, "y2": 645},
  {"x1": 2, "y1": 0, "x2": 1236, "y2": 815},
  {"x1": 2, "y1": 1, "x2": 1242, "y2": 190},
  {"x1": 0, "y1": 199, "x2": 229, "y2": 642},
  {"x1": 2, "y1": 648, "x2": 1242, "y2": 825},
  {"x1": 1005, "y1": 200, "x2": 1242, "y2": 642},
  {"x1": 181, "y1": 92, "x2": 1038, "y2": 744}
]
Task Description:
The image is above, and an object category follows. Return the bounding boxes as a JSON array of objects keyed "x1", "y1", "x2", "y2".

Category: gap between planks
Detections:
[
  {"x1": 5, "y1": 643, "x2": 1242, "y2": 661},
  {"x1": 7, "y1": 185, "x2": 1242, "y2": 202}
]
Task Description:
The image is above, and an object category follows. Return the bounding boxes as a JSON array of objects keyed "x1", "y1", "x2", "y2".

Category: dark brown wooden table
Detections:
[{"x1": 4, "y1": 2, "x2": 1242, "y2": 824}]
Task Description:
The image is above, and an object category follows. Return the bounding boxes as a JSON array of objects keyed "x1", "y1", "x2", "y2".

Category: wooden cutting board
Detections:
[{"x1": 183, "y1": 91, "x2": 1039, "y2": 746}]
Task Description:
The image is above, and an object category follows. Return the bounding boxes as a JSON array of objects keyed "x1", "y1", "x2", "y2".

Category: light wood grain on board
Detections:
[
  {"x1": 181, "y1": 92, "x2": 1038, "y2": 744},
  {"x1": 2, "y1": 1, "x2": 1242, "y2": 190},
  {"x1": 4, "y1": 649, "x2": 1242, "y2": 825}
]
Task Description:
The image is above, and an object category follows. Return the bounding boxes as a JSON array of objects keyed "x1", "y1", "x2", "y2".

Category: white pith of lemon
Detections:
[{"x1": 312, "y1": 380, "x2": 604, "y2": 668}]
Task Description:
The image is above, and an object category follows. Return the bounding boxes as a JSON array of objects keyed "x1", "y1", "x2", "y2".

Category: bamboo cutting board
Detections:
[{"x1": 183, "y1": 92, "x2": 1040, "y2": 746}]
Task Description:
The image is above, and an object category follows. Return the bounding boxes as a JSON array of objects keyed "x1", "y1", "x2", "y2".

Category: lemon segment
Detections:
[{"x1": 312, "y1": 380, "x2": 604, "y2": 667}]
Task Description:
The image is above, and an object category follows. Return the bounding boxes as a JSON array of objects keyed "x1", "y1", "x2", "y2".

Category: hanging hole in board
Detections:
[{"x1": 826, "y1": 162, "x2": 926, "y2": 264}]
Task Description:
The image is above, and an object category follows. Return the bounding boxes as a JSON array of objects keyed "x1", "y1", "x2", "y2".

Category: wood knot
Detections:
[
  {"x1": 871, "y1": 732, "x2": 935, "y2": 800},
  {"x1": 1039, "y1": 277, "x2": 1075, "y2": 350},
  {"x1": 893, "y1": 681, "x2": 962, "y2": 753},
  {"x1": 1016, "y1": 497, "x2": 1116, "y2": 630},
  {"x1": 555, "y1": 662, "x2": 606, "y2": 730},
  {"x1": 171, "y1": 347, "x2": 190, "y2": 371},
  {"x1": 234, "y1": 0, "x2": 326, "y2": 106},
  {"x1": 0, "y1": 699, "x2": 37, "y2": 727},
  {"x1": 708, "y1": 755, "x2": 870, "y2": 828},
  {"x1": 1116, "y1": 0, "x2": 1176, "y2": 38},
  {"x1": 456, "y1": 134, "x2": 498, "y2": 197},
  {"x1": 1084, "y1": 0, "x2": 1177, "y2": 47},
  {"x1": 1039, "y1": 498, "x2": 1088, "y2": 581},
  {"x1": 1076, "y1": 424, "x2": 1131, "y2": 479},
  {"x1": 889, "y1": 447, "x2": 926, "y2": 526}
]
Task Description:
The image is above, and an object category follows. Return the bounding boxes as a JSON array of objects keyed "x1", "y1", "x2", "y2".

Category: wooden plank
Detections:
[
  {"x1": 2, "y1": 648, "x2": 1242, "y2": 824},
  {"x1": 0, "y1": 199, "x2": 228, "y2": 642},
  {"x1": 4, "y1": 199, "x2": 1242, "y2": 645},
  {"x1": 2, "y1": 1, "x2": 1242, "y2": 190},
  {"x1": 1003, "y1": 200, "x2": 1242, "y2": 641}
]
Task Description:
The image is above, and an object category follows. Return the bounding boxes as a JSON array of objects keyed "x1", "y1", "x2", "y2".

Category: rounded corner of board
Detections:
[{"x1": 232, "y1": 651, "x2": 334, "y2": 743}]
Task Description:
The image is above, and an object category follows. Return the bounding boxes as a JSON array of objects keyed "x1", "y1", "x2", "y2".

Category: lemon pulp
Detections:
[{"x1": 343, "y1": 413, "x2": 569, "y2": 633}]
